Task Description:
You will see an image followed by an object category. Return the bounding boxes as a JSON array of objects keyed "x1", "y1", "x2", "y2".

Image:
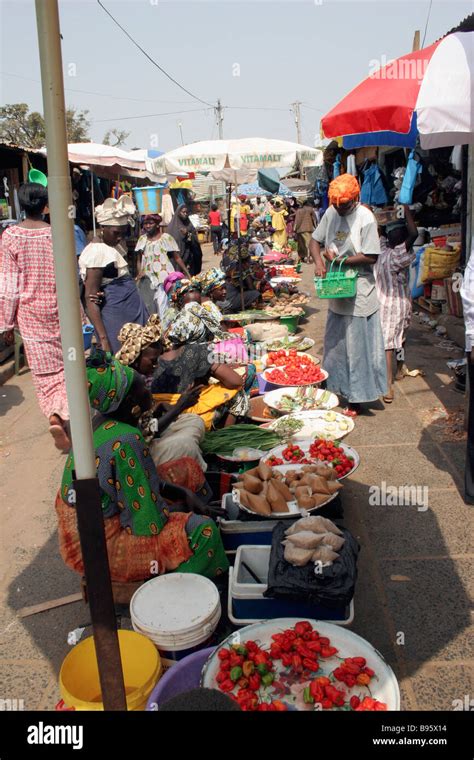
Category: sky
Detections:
[{"x1": 0, "y1": 0, "x2": 472, "y2": 152}]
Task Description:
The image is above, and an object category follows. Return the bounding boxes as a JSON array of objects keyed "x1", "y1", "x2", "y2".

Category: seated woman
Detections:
[
  {"x1": 55, "y1": 350, "x2": 228, "y2": 582},
  {"x1": 220, "y1": 240, "x2": 261, "y2": 314},
  {"x1": 162, "y1": 277, "x2": 202, "y2": 331},
  {"x1": 197, "y1": 268, "x2": 249, "y2": 364},
  {"x1": 151, "y1": 310, "x2": 251, "y2": 428},
  {"x1": 115, "y1": 314, "x2": 208, "y2": 473}
]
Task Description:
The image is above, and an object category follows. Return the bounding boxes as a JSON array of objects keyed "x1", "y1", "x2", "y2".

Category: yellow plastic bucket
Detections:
[{"x1": 59, "y1": 630, "x2": 162, "y2": 711}]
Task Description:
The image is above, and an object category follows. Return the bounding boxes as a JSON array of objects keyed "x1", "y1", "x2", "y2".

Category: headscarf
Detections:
[
  {"x1": 163, "y1": 271, "x2": 185, "y2": 295},
  {"x1": 195, "y1": 267, "x2": 226, "y2": 296},
  {"x1": 166, "y1": 204, "x2": 195, "y2": 256},
  {"x1": 328, "y1": 174, "x2": 360, "y2": 207},
  {"x1": 142, "y1": 213, "x2": 162, "y2": 226},
  {"x1": 165, "y1": 301, "x2": 226, "y2": 345},
  {"x1": 115, "y1": 314, "x2": 162, "y2": 366},
  {"x1": 95, "y1": 196, "x2": 136, "y2": 227},
  {"x1": 170, "y1": 278, "x2": 201, "y2": 305},
  {"x1": 86, "y1": 349, "x2": 134, "y2": 414}
]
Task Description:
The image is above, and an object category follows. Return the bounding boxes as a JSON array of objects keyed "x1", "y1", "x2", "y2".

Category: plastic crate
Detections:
[{"x1": 228, "y1": 546, "x2": 354, "y2": 627}]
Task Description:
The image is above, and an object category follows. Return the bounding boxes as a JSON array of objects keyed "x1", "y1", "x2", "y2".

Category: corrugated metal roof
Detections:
[{"x1": 0, "y1": 140, "x2": 45, "y2": 154}]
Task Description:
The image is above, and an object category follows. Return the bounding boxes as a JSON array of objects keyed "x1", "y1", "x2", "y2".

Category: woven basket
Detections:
[{"x1": 314, "y1": 257, "x2": 358, "y2": 299}]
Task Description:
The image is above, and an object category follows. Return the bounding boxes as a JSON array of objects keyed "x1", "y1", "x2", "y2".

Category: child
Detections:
[{"x1": 374, "y1": 205, "x2": 418, "y2": 403}]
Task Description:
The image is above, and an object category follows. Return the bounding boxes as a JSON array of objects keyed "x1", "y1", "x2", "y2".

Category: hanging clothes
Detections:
[
  {"x1": 399, "y1": 150, "x2": 423, "y2": 205},
  {"x1": 346, "y1": 154, "x2": 357, "y2": 176},
  {"x1": 360, "y1": 162, "x2": 388, "y2": 206}
]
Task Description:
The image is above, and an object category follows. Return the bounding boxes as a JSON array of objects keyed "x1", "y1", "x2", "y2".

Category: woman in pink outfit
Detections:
[{"x1": 0, "y1": 183, "x2": 70, "y2": 451}]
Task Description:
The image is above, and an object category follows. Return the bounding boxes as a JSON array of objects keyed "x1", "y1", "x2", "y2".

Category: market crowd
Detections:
[{"x1": 0, "y1": 160, "x2": 472, "y2": 585}]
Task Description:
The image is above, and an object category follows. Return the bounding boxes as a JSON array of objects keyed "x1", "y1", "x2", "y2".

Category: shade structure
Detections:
[
  {"x1": 342, "y1": 113, "x2": 419, "y2": 149},
  {"x1": 322, "y1": 32, "x2": 473, "y2": 149},
  {"x1": 146, "y1": 137, "x2": 323, "y2": 178}
]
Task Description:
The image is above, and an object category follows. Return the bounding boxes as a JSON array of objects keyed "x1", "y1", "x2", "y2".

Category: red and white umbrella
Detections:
[{"x1": 321, "y1": 32, "x2": 473, "y2": 149}]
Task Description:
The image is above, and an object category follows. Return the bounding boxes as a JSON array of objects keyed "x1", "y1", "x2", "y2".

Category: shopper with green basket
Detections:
[{"x1": 310, "y1": 174, "x2": 388, "y2": 416}]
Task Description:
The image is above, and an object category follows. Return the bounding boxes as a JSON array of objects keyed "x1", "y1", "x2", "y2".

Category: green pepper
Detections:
[
  {"x1": 231, "y1": 644, "x2": 248, "y2": 657},
  {"x1": 230, "y1": 666, "x2": 243, "y2": 682},
  {"x1": 256, "y1": 663, "x2": 269, "y2": 676},
  {"x1": 262, "y1": 673, "x2": 274, "y2": 687},
  {"x1": 303, "y1": 686, "x2": 314, "y2": 704},
  {"x1": 243, "y1": 660, "x2": 255, "y2": 677}
]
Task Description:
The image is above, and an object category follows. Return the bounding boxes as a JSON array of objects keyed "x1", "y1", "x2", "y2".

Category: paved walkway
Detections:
[{"x1": 0, "y1": 245, "x2": 472, "y2": 710}]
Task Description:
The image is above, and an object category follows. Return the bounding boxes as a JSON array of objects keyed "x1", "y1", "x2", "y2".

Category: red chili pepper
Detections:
[
  {"x1": 219, "y1": 658, "x2": 231, "y2": 672},
  {"x1": 302, "y1": 631, "x2": 312, "y2": 641},
  {"x1": 314, "y1": 676, "x2": 331, "y2": 687},
  {"x1": 272, "y1": 700, "x2": 288, "y2": 711},
  {"x1": 302, "y1": 658, "x2": 319, "y2": 672},
  {"x1": 254, "y1": 652, "x2": 268, "y2": 666},
  {"x1": 216, "y1": 671, "x2": 227, "y2": 683},
  {"x1": 218, "y1": 648, "x2": 230, "y2": 660},
  {"x1": 219, "y1": 679, "x2": 234, "y2": 692},
  {"x1": 258, "y1": 703, "x2": 270, "y2": 711},
  {"x1": 245, "y1": 640, "x2": 258, "y2": 652},
  {"x1": 320, "y1": 646, "x2": 338, "y2": 658},
  {"x1": 318, "y1": 637, "x2": 330, "y2": 646},
  {"x1": 248, "y1": 673, "x2": 261, "y2": 691},
  {"x1": 291, "y1": 654, "x2": 303, "y2": 673},
  {"x1": 350, "y1": 696, "x2": 361, "y2": 710},
  {"x1": 280, "y1": 639, "x2": 293, "y2": 653},
  {"x1": 281, "y1": 653, "x2": 293, "y2": 668},
  {"x1": 270, "y1": 644, "x2": 282, "y2": 659},
  {"x1": 294, "y1": 621, "x2": 312, "y2": 636},
  {"x1": 364, "y1": 667, "x2": 375, "y2": 678},
  {"x1": 344, "y1": 662, "x2": 361, "y2": 675},
  {"x1": 306, "y1": 640, "x2": 322, "y2": 653},
  {"x1": 310, "y1": 631, "x2": 320, "y2": 641},
  {"x1": 229, "y1": 653, "x2": 243, "y2": 667},
  {"x1": 321, "y1": 698, "x2": 333, "y2": 709},
  {"x1": 352, "y1": 657, "x2": 366, "y2": 667}
]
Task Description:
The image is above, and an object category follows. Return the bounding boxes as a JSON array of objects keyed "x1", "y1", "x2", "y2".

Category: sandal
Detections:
[
  {"x1": 49, "y1": 424, "x2": 71, "y2": 453},
  {"x1": 383, "y1": 393, "x2": 394, "y2": 404},
  {"x1": 341, "y1": 405, "x2": 360, "y2": 418}
]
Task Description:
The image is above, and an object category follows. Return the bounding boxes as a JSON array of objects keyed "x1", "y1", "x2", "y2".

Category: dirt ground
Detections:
[{"x1": 0, "y1": 242, "x2": 473, "y2": 711}]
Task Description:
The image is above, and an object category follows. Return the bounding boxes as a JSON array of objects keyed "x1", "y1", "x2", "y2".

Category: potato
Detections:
[
  {"x1": 243, "y1": 474, "x2": 263, "y2": 495},
  {"x1": 257, "y1": 462, "x2": 273, "y2": 481},
  {"x1": 267, "y1": 481, "x2": 289, "y2": 513},
  {"x1": 247, "y1": 492, "x2": 272, "y2": 516},
  {"x1": 271, "y1": 478, "x2": 293, "y2": 502}
]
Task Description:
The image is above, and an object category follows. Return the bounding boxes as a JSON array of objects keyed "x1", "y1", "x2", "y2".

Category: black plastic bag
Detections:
[{"x1": 264, "y1": 520, "x2": 359, "y2": 608}]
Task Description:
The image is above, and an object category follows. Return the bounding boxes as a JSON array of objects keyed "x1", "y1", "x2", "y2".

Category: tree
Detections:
[
  {"x1": 103, "y1": 129, "x2": 130, "y2": 148},
  {"x1": 0, "y1": 103, "x2": 90, "y2": 148}
]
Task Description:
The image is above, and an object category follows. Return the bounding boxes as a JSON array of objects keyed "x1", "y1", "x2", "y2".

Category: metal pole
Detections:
[
  {"x1": 35, "y1": 0, "x2": 126, "y2": 711},
  {"x1": 178, "y1": 121, "x2": 184, "y2": 146},
  {"x1": 291, "y1": 101, "x2": 302, "y2": 144},
  {"x1": 91, "y1": 170, "x2": 96, "y2": 236}
]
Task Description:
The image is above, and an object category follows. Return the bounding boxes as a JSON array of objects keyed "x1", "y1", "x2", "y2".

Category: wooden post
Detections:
[{"x1": 412, "y1": 30, "x2": 420, "y2": 52}]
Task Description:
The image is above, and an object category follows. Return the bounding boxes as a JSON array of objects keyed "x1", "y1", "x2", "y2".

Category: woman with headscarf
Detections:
[
  {"x1": 162, "y1": 277, "x2": 202, "y2": 331},
  {"x1": 0, "y1": 183, "x2": 71, "y2": 451},
  {"x1": 230, "y1": 195, "x2": 251, "y2": 237},
  {"x1": 135, "y1": 213, "x2": 190, "y2": 319},
  {"x1": 79, "y1": 197, "x2": 148, "y2": 354},
  {"x1": 166, "y1": 204, "x2": 203, "y2": 276},
  {"x1": 220, "y1": 240, "x2": 261, "y2": 314},
  {"x1": 270, "y1": 198, "x2": 288, "y2": 251},
  {"x1": 115, "y1": 314, "x2": 209, "y2": 478},
  {"x1": 55, "y1": 350, "x2": 228, "y2": 582},
  {"x1": 310, "y1": 173, "x2": 387, "y2": 416},
  {"x1": 152, "y1": 308, "x2": 252, "y2": 428}
]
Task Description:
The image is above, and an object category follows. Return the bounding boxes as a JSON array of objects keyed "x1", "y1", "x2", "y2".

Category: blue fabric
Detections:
[
  {"x1": 323, "y1": 310, "x2": 388, "y2": 403},
  {"x1": 74, "y1": 225, "x2": 87, "y2": 256},
  {"x1": 333, "y1": 155, "x2": 341, "y2": 178},
  {"x1": 101, "y1": 275, "x2": 149, "y2": 354},
  {"x1": 343, "y1": 113, "x2": 418, "y2": 149},
  {"x1": 360, "y1": 164, "x2": 388, "y2": 206},
  {"x1": 399, "y1": 150, "x2": 423, "y2": 205}
]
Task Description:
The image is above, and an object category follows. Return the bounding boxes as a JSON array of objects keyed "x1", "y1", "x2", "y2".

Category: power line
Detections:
[
  {"x1": 225, "y1": 105, "x2": 291, "y2": 112},
  {"x1": 94, "y1": 108, "x2": 211, "y2": 123},
  {"x1": 302, "y1": 103, "x2": 325, "y2": 113},
  {"x1": 96, "y1": 0, "x2": 214, "y2": 108},
  {"x1": 0, "y1": 71, "x2": 196, "y2": 106},
  {"x1": 422, "y1": 0, "x2": 433, "y2": 47}
]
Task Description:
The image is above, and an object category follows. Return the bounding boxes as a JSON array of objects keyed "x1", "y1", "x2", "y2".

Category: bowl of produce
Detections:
[
  {"x1": 222, "y1": 310, "x2": 277, "y2": 325},
  {"x1": 248, "y1": 395, "x2": 278, "y2": 423},
  {"x1": 264, "y1": 335, "x2": 314, "y2": 352},
  {"x1": 201, "y1": 619, "x2": 400, "y2": 711},
  {"x1": 265, "y1": 411, "x2": 354, "y2": 441},
  {"x1": 263, "y1": 349, "x2": 320, "y2": 369},
  {"x1": 262, "y1": 362, "x2": 328, "y2": 387},
  {"x1": 263, "y1": 438, "x2": 359, "y2": 480},
  {"x1": 230, "y1": 460, "x2": 340, "y2": 518},
  {"x1": 217, "y1": 448, "x2": 265, "y2": 472},
  {"x1": 270, "y1": 276, "x2": 302, "y2": 285},
  {"x1": 201, "y1": 425, "x2": 284, "y2": 472},
  {"x1": 264, "y1": 387, "x2": 338, "y2": 414}
]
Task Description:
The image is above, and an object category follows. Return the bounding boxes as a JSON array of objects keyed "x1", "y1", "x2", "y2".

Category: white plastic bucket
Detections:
[{"x1": 130, "y1": 574, "x2": 221, "y2": 660}]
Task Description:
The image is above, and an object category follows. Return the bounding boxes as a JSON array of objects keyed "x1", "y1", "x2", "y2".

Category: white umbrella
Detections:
[{"x1": 146, "y1": 137, "x2": 323, "y2": 178}]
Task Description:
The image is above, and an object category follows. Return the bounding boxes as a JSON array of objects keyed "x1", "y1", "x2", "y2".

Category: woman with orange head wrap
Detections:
[{"x1": 309, "y1": 174, "x2": 388, "y2": 416}]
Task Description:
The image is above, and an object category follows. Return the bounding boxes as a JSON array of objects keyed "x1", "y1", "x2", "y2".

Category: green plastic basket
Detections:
[{"x1": 314, "y1": 256, "x2": 358, "y2": 299}]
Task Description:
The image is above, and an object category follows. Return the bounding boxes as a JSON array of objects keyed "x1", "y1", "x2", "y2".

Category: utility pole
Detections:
[
  {"x1": 291, "y1": 101, "x2": 302, "y2": 144},
  {"x1": 412, "y1": 30, "x2": 420, "y2": 51},
  {"x1": 216, "y1": 99, "x2": 224, "y2": 139},
  {"x1": 177, "y1": 121, "x2": 184, "y2": 145}
]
